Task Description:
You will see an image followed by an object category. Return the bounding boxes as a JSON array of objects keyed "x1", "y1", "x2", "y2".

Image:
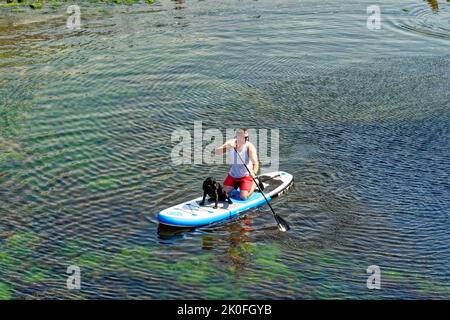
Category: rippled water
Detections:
[{"x1": 0, "y1": 0, "x2": 449, "y2": 299}]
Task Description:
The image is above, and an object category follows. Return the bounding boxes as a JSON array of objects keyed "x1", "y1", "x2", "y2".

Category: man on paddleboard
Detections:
[{"x1": 215, "y1": 128, "x2": 259, "y2": 200}]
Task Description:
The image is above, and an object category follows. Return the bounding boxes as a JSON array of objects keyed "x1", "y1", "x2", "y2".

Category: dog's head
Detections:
[{"x1": 203, "y1": 177, "x2": 219, "y2": 194}]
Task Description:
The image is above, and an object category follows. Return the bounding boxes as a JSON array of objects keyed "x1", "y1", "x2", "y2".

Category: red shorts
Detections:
[{"x1": 223, "y1": 174, "x2": 254, "y2": 192}]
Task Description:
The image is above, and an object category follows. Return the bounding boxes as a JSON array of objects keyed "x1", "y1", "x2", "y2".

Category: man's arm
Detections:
[{"x1": 215, "y1": 139, "x2": 235, "y2": 155}]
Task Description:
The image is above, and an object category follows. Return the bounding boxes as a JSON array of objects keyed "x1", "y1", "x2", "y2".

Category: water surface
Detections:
[{"x1": 0, "y1": 0, "x2": 449, "y2": 299}]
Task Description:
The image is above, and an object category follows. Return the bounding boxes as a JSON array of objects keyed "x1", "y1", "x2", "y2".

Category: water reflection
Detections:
[
  {"x1": 157, "y1": 224, "x2": 194, "y2": 240},
  {"x1": 224, "y1": 218, "x2": 255, "y2": 272},
  {"x1": 426, "y1": 0, "x2": 450, "y2": 13},
  {"x1": 157, "y1": 216, "x2": 256, "y2": 273},
  {"x1": 426, "y1": 0, "x2": 439, "y2": 12},
  {"x1": 391, "y1": 0, "x2": 450, "y2": 40},
  {"x1": 172, "y1": 0, "x2": 186, "y2": 10}
]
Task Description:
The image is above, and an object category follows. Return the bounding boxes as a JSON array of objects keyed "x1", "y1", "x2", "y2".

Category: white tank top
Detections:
[{"x1": 229, "y1": 142, "x2": 253, "y2": 178}]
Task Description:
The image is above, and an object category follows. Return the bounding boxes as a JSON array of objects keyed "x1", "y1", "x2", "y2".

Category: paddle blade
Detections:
[{"x1": 275, "y1": 215, "x2": 290, "y2": 232}]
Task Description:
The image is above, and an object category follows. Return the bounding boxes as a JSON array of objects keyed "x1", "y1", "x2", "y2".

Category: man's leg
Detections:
[
  {"x1": 240, "y1": 178, "x2": 256, "y2": 200},
  {"x1": 223, "y1": 174, "x2": 235, "y2": 196},
  {"x1": 223, "y1": 185, "x2": 234, "y2": 194}
]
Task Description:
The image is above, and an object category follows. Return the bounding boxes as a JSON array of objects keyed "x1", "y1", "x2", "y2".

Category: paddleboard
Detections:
[{"x1": 157, "y1": 171, "x2": 293, "y2": 228}]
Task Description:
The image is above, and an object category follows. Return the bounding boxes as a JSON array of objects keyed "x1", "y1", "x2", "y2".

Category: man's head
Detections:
[{"x1": 236, "y1": 128, "x2": 249, "y2": 144}]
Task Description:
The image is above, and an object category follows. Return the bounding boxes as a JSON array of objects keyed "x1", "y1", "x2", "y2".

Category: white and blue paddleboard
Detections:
[{"x1": 157, "y1": 171, "x2": 294, "y2": 228}]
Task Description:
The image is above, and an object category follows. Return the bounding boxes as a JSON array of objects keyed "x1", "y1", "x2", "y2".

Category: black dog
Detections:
[{"x1": 199, "y1": 177, "x2": 233, "y2": 209}]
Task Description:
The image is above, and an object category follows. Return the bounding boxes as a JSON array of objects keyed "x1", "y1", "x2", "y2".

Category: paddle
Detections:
[{"x1": 233, "y1": 143, "x2": 290, "y2": 232}]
